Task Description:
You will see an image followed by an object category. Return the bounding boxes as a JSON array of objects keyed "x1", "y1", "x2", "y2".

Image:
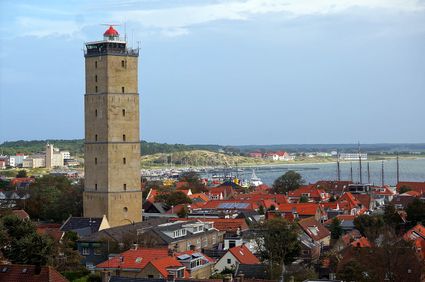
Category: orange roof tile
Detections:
[
  {"x1": 149, "y1": 256, "x2": 189, "y2": 278},
  {"x1": 351, "y1": 236, "x2": 372, "y2": 248},
  {"x1": 278, "y1": 203, "x2": 321, "y2": 216},
  {"x1": 396, "y1": 181, "x2": 425, "y2": 193},
  {"x1": 96, "y1": 248, "x2": 169, "y2": 270},
  {"x1": 228, "y1": 245, "x2": 260, "y2": 265}
]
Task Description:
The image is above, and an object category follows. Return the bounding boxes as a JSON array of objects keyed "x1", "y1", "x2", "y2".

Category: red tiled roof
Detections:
[
  {"x1": 352, "y1": 194, "x2": 371, "y2": 209},
  {"x1": 228, "y1": 245, "x2": 260, "y2": 265},
  {"x1": 402, "y1": 190, "x2": 421, "y2": 197},
  {"x1": 96, "y1": 248, "x2": 169, "y2": 270},
  {"x1": 298, "y1": 216, "x2": 330, "y2": 242},
  {"x1": 351, "y1": 236, "x2": 372, "y2": 248},
  {"x1": 320, "y1": 202, "x2": 339, "y2": 210},
  {"x1": 149, "y1": 256, "x2": 189, "y2": 278},
  {"x1": 278, "y1": 203, "x2": 321, "y2": 216},
  {"x1": 0, "y1": 264, "x2": 68, "y2": 282},
  {"x1": 288, "y1": 185, "x2": 328, "y2": 201},
  {"x1": 324, "y1": 214, "x2": 356, "y2": 225},
  {"x1": 404, "y1": 224, "x2": 425, "y2": 241},
  {"x1": 396, "y1": 182, "x2": 425, "y2": 193},
  {"x1": 170, "y1": 218, "x2": 249, "y2": 232},
  {"x1": 11, "y1": 209, "x2": 30, "y2": 220},
  {"x1": 337, "y1": 192, "x2": 361, "y2": 212},
  {"x1": 36, "y1": 223, "x2": 63, "y2": 242},
  {"x1": 189, "y1": 193, "x2": 209, "y2": 202}
]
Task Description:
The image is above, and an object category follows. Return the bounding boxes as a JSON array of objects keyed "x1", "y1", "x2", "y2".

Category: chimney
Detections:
[
  {"x1": 223, "y1": 275, "x2": 232, "y2": 282},
  {"x1": 238, "y1": 273, "x2": 245, "y2": 282}
]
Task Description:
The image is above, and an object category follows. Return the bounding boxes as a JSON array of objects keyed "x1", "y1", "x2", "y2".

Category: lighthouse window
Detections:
[
  {"x1": 95, "y1": 61, "x2": 98, "y2": 68},
  {"x1": 95, "y1": 134, "x2": 98, "y2": 141},
  {"x1": 121, "y1": 60, "x2": 125, "y2": 67},
  {"x1": 95, "y1": 75, "x2": 98, "y2": 82},
  {"x1": 123, "y1": 134, "x2": 126, "y2": 141},
  {"x1": 121, "y1": 86, "x2": 125, "y2": 93},
  {"x1": 95, "y1": 184, "x2": 98, "y2": 190},
  {"x1": 95, "y1": 109, "x2": 98, "y2": 117},
  {"x1": 123, "y1": 157, "x2": 126, "y2": 164},
  {"x1": 123, "y1": 184, "x2": 127, "y2": 191},
  {"x1": 95, "y1": 157, "x2": 97, "y2": 165},
  {"x1": 122, "y1": 109, "x2": 126, "y2": 116},
  {"x1": 95, "y1": 86, "x2": 98, "y2": 93}
]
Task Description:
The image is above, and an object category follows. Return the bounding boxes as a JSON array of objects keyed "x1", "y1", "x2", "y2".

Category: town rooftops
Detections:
[
  {"x1": 148, "y1": 256, "x2": 190, "y2": 278},
  {"x1": 0, "y1": 264, "x2": 68, "y2": 282},
  {"x1": 228, "y1": 245, "x2": 260, "y2": 265},
  {"x1": 298, "y1": 216, "x2": 330, "y2": 242},
  {"x1": 96, "y1": 248, "x2": 169, "y2": 270},
  {"x1": 60, "y1": 216, "x2": 108, "y2": 237},
  {"x1": 170, "y1": 218, "x2": 249, "y2": 232},
  {"x1": 396, "y1": 181, "x2": 425, "y2": 193},
  {"x1": 278, "y1": 203, "x2": 322, "y2": 216}
]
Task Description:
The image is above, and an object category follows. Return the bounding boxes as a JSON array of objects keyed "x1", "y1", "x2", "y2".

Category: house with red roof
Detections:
[
  {"x1": 324, "y1": 215, "x2": 356, "y2": 232},
  {"x1": 298, "y1": 217, "x2": 331, "y2": 247},
  {"x1": 403, "y1": 224, "x2": 425, "y2": 260},
  {"x1": 396, "y1": 181, "x2": 425, "y2": 194},
  {"x1": 314, "y1": 180, "x2": 352, "y2": 197},
  {"x1": 278, "y1": 203, "x2": 327, "y2": 221},
  {"x1": 214, "y1": 245, "x2": 259, "y2": 273},
  {"x1": 0, "y1": 264, "x2": 68, "y2": 282},
  {"x1": 372, "y1": 186, "x2": 396, "y2": 205},
  {"x1": 142, "y1": 256, "x2": 189, "y2": 279},
  {"x1": 208, "y1": 185, "x2": 234, "y2": 200},
  {"x1": 350, "y1": 236, "x2": 372, "y2": 248},
  {"x1": 288, "y1": 185, "x2": 330, "y2": 203},
  {"x1": 336, "y1": 192, "x2": 362, "y2": 215},
  {"x1": 36, "y1": 223, "x2": 64, "y2": 242}
]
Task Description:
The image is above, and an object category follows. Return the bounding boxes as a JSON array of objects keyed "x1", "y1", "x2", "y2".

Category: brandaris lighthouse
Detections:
[{"x1": 83, "y1": 26, "x2": 142, "y2": 227}]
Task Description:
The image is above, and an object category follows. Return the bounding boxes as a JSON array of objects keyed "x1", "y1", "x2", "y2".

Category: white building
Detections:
[
  {"x1": 23, "y1": 155, "x2": 46, "y2": 168},
  {"x1": 339, "y1": 153, "x2": 368, "y2": 161},
  {"x1": 45, "y1": 144, "x2": 65, "y2": 168},
  {"x1": 214, "y1": 245, "x2": 260, "y2": 273},
  {"x1": 7, "y1": 155, "x2": 27, "y2": 167}
]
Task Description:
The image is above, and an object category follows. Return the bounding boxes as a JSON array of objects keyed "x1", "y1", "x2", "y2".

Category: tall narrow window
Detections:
[
  {"x1": 121, "y1": 86, "x2": 125, "y2": 93},
  {"x1": 95, "y1": 86, "x2": 98, "y2": 93},
  {"x1": 95, "y1": 134, "x2": 98, "y2": 141},
  {"x1": 122, "y1": 134, "x2": 126, "y2": 141},
  {"x1": 95, "y1": 109, "x2": 98, "y2": 117},
  {"x1": 122, "y1": 109, "x2": 126, "y2": 116},
  {"x1": 95, "y1": 184, "x2": 98, "y2": 190},
  {"x1": 95, "y1": 61, "x2": 98, "y2": 68},
  {"x1": 123, "y1": 184, "x2": 127, "y2": 191},
  {"x1": 95, "y1": 75, "x2": 98, "y2": 82},
  {"x1": 121, "y1": 60, "x2": 125, "y2": 67},
  {"x1": 123, "y1": 157, "x2": 126, "y2": 164},
  {"x1": 95, "y1": 157, "x2": 97, "y2": 165}
]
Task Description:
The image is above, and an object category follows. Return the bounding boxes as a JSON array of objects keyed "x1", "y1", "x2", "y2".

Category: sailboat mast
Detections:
[{"x1": 358, "y1": 142, "x2": 362, "y2": 184}]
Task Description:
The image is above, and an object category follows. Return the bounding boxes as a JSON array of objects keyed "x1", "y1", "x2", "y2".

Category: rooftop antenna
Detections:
[
  {"x1": 381, "y1": 161, "x2": 385, "y2": 187},
  {"x1": 396, "y1": 152, "x2": 400, "y2": 184},
  {"x1": 350, "y1": 162, "x2": 353, "y2": 182},
  {"x1": 358, "y1": 142, "x2": 362, "y2": 184},
  {"x1": 336, "y1": 150, "x2": 341, "y2": 181},
  {"x1": 367, "y1": 162, "x2": 371, "y2": 184}
]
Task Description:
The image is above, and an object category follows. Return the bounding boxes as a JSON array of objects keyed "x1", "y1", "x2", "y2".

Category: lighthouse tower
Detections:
[{"x1": 83, "y1": 26, "x2": 142, "y2": 227}]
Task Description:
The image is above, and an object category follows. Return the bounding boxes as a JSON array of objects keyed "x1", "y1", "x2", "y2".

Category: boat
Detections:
[{"x1": 250, "y1": 169, "x2": 263, "y2": 186}]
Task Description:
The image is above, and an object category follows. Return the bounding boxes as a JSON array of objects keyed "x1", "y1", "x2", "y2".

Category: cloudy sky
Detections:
[{"x1": 0, "y1": 0, "x2": 424, "y2": 145}]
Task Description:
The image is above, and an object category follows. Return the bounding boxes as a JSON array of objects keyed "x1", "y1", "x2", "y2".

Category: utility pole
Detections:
[
  {"x1": 396, "y1": 152, "x2": 400, "y2": 184},
  {"x1": 381, "y1": 161, "x2": 385, "y2": 187},
  {"x1": 367, "y1": 162, "x2": 371, "y2": 184},
  {"x1": 337, "y1": 151, "x2": 341, "y2": 181},
  {"x1": 358, "y1": 142, "x2": 362, "y2": 184}
]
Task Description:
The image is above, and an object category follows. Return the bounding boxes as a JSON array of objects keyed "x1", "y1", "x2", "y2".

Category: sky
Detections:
[{"x1": 0, "y1": 0, "x2": 424, "y2": 145}]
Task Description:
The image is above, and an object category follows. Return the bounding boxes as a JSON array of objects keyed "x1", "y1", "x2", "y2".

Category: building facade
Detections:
[{"x1": 83, "y1": 26, "x2": 142, "y2": 227}]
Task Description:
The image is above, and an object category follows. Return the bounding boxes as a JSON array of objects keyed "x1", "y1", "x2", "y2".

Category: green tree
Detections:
[
  {"x1": 353, "y1": 214, "x2": 384, "y2": 241},
  {"x1": 406, "y1": 198, "x2": 425, "y2": 227},
  {"x1": 383, "y1": 204, "x2": 402, "y2": 231},
  {"x1": 258, "y1": 205, "x2": 265, "y2": 215},
  {"x1": 337, "y1": 260, "x2": 373, "y2": 282},
  {"x1": 178, "y1": 171, "x2": 206, "y2": 193},
  {"x1": 256, "y1": 218, "x2": 301, "y2": 279},
  {"x1": 25, "y1": 176, "x2": 83, "y2": 222},
  {"x1": 155, "y1": 191, "x2": 192, "y2": 208},
  {"x1": 16, "y1": 170, "x2": 28, "y2": 178},
  {"x1": 177, "y1": 206, "x2": 189, "y2": 218},
  {"x1": 329, "y1": 217, "x2": 343, "y2": 240},
  {"x1": 398, "y1": 186, "x2": 411, "y2": 194},
  {"x1": 272, "y1": 171, "x2": 305, "y2": 194},
  {"x1": 0, "y1": 215, "x2": 53, "y2": 266},
  {"x1": 299, "y1": 195, "x2": 309, "y2": 203}
]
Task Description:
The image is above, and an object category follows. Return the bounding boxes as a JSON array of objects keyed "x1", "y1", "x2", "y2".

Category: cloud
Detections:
[
  {"x1": 109, "y1": 0, "x2": 425, "y2": 36},
  {"x1": 16, "y1": 17, "x2": 84, "y2": 38}
]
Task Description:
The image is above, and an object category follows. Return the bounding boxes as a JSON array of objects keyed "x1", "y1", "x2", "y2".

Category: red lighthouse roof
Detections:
[{"x1": 104, "y1": 25, "x2": 119, "y2": 37}]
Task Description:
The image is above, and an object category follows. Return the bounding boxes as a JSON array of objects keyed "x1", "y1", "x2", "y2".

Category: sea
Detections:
[{"x1": 206, "y1": 158, "x2": 425, "y2": 186}]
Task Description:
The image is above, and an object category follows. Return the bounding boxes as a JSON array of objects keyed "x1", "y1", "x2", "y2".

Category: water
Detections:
[{"x1": 208, "y1": 158, "x2": 425, "y2": 186}]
